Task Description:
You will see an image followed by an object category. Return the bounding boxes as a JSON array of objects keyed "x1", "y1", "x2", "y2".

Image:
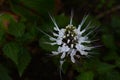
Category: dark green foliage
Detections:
[
  {"x1": 0, "y1": 0, "x2": 120, "y2": 80},
  {"x1": 76, "y1": 71, "x2": 94, "y2": 80},
  {"x1": 0, "y1": 65, "x2": 12, "y2": 80}
]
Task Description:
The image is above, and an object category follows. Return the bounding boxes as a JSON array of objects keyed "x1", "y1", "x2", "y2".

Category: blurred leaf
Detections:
[
  {"x1": 102, "y1": 34, "x2": 116, "y2": 50},
  {"x1": 23, "y1": 25, "x2": 38, "y2": 41},
  {"x1": 96, "y1": 62, "x2": 115, "y2": 74},
  {"x1": 11, "y1": 3, "x2": 38, "y2": 21},
  {"x1": 115, "y1": 57, "x2": 120, "y2": 68},
  {"x1": 0, "y1": 13, "x2": 15, "y2": 29},
  {"x1": 3, "y1": 42, "x2": 31, "y2": 76},
  {"x1": 11, "y1": 0, "x2": 54, "y2": 17},
  {"x1": 103, "y1": 51, "x2": 118, "y2": 61},
  {"x1": 111, "y1": 15, "x2": 120, "y2": 27},
  {"x1": 0, "y1": 64, "x2": 12, "y2": 80},
  {"x1": 3, "y1": 42, "x2": 20, "y2": 65},
  {"x1": 8, "y1": 21, "x2": 25, "y2": 37},
  {"x1": 111, "y1": 15, "x2": 120, "y2": 35},
  {"x1": 76, "y1": 71, "x2": 94, "y2": 80},
  {"x1": 105, "y1": 70, "x2": 120, "y2": 80},
  {"x1": 17, "y1": 47, "x2": 31, "y2": 76},
  {"x1": 0, "y1": 26, "x2": 5, "y2": 44},
  {"x1": 20, "y1": 0, "x2": 54, "y2": 14}
]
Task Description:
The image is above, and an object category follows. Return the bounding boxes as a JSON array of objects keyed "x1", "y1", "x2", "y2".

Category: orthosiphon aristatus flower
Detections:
[
  {"x1": 40, "y1": 12, "x2": 99, "y2": 69},
  {"x1": 47, "y1": 12, "x2": 98, "y2": 66}
]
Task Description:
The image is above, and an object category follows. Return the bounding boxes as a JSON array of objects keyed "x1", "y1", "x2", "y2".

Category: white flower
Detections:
[{"x1": 39, "y1": 12, "x2": 98, "y2": 68}]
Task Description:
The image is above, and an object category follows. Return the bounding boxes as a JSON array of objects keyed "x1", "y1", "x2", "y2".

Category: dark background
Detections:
[{"x1": 0, "y1": 0, "x2": 120, "y2": 80}]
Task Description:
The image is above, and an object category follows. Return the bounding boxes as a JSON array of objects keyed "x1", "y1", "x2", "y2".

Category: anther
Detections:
[
  {"x1": 67, "y1": 39, "x2": 70, "y2": 43},
  {"x1": 71, "y1": 44, "x2": 74, "y2": 48},
  {"x1": 67, "y1": 34, "x2": 69, "y2": 37}
]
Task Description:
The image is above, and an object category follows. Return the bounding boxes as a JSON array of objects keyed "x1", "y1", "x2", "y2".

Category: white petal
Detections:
[
  {"x1": 80, "y1": 50, "x2": 88, "y2": 55},
  {"x1": 59, "y1": 29, "x2": 65, "y2": 37},
  {"x1": 62, "y1": 45, "x2": 70, "y2": 52},
  {"x1": 76, "y1": 44, "x2": 89, "y2": 55},
  {"x1": 58, "y1": 47, "x2": 62, "y2": 52},
  {"x1": 70, "y1": 49, "x2": 76, "y2": 63},
  {"x1": 50, "y1": 43, "x2": 57, "y2": 45},
  {"x1": 44, "y1": 42, "x2": 57, "y2": 45},
  {"x1": 52, "y1": 51, "x2": 59, "y2": 55},
  {"x1": 50, "y1": 37, "x2": 56, "y2": 41},
  {"x1": 61, "y1": 52, "x2": 66, "y2": 59},
  {"x1": 60, "y1": 60, "x2": 64, "y2": 67},
  {"x1": 56, "y1": 39, "x2": 62, "y2": 45},
  {"x1": 54, "y1": 27, "x2": 58, "y2": 31},
  {"x1": 53, "y1": 32, "x2": 58, "y2": 36},
  {"x1": 84, "y1": 46, "x2": 93, "y2": 50}
]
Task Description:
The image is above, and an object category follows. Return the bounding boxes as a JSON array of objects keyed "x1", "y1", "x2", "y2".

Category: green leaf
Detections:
[
  {"x1": 11, "y1": 3, "x2": 37, "y2": 21},
  {"x1": 3, "y1": 42, "x2": 31, "y2": 76},
  {"x1": 8, "y1": 22, "x2": 26, "y2": 37},
  {"x1": 20, "y1": 0, "x2": 54, "y2": 14},
  {"x1": 103, "y1": 51, "x2": 118, "y2": 61},
  {"x1": 0, "y1": 26, "x2": 5, "y2": 45},
  {"x1": 111, "y1": 16, "x2": 120, "y2": 27},
  {"x1": 102, "y1": 34, "x2": 116, "y2": 50},
  {"x1": 17, "y1": 47, "x2": 31, "y2": 76},
  {"x1": 76, "y1": 71, "x2": 94, "y2": 80},
  {"x1": 0, "y1": 64, "x2": 12, "y2": 80},
  {"x1": 23, "y1": 25, "x2": 38, "y2": 41},
  {"x1": 3, "y1": 42, "x2": 20, "y2": 65},
  {"x1": 96, "y1": 62, "x2": 115, "y2": 74},
  {"x1": 105, "y1": 70, "x2": 120, "y2": 80},
  {"x1": 11, "y1": 0, "x2": 54, "y2": 17},
  {"x1": 111, "y1": 15, "x2": 120, "y2": 35},
  {"x1": 115, "y1": 57, "x2": 120, "y2": 68}
]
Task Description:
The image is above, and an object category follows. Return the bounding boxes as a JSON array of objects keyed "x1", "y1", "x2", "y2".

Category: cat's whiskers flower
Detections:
[{"x1": 48, "y1": 14, "x2": 96, "y2": 65}]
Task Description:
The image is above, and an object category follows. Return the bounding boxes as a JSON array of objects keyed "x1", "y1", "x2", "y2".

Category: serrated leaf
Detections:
[
  {"x1": 8, "y1": 22, "x2": 25, "y2": 37},
  {"x1": 76, "y1": 71, "x2": 94, "y2": 80},
  {"x1": 0, "y1": 64, "x2": 12, "y2": 80}
]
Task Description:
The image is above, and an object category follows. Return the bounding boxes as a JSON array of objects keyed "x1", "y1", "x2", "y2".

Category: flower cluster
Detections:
[{"x1": 47, "y1": 13, "x2": 96, "y2": 66}]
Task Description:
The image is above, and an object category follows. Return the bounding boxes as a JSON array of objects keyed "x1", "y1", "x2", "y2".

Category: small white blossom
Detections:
[{"x1": 41, "y1": 12, "x2": 98, "y2": 68}]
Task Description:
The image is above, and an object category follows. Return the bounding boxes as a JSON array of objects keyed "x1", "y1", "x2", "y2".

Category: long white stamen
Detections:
[
  {"x1": 37, "y1": 27, "x2": 52, "y2": 38},
  {"x1": 70, "y1": 10, "x2": 73, "y2": 25},
  {"x1": 49, "y1": 14, "x2": 60, "y2": 31},
  {"x1": 78, "y1": 15, "x2": 89, "y2": 31}
]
